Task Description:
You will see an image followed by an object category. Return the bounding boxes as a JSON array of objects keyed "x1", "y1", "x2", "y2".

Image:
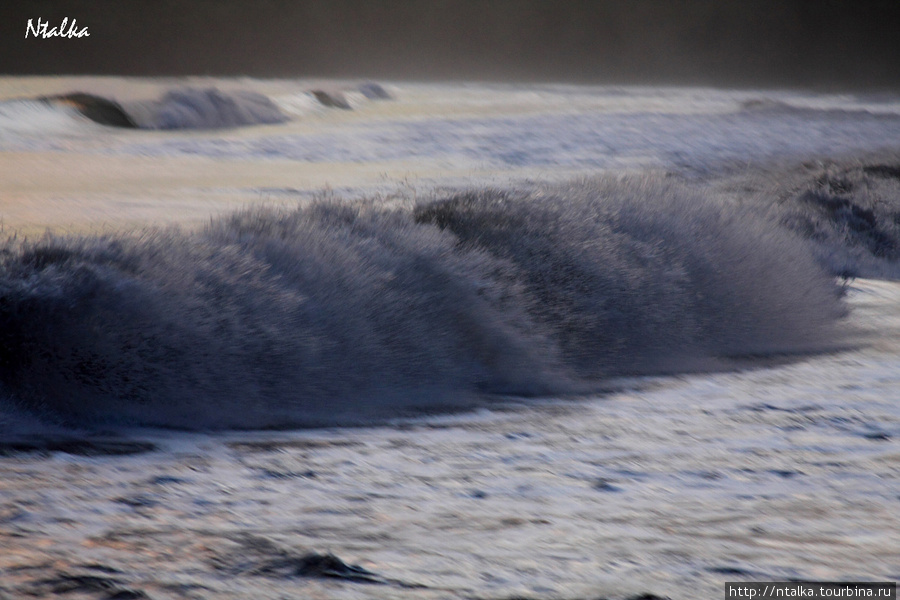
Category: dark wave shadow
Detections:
[{"x1": 40, "y1": 92, "x2": 138, "y2": 128}]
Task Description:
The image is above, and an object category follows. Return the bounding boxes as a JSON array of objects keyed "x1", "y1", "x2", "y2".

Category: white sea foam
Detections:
[
  {"x1": 0, "y1": 78, "x2": 899, "y2": 600},
  {"x1": 0, "y1": 98, "x2": 94, "y2": 140}
]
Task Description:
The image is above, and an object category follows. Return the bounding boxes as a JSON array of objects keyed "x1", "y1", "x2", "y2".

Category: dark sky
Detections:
[{"x1": 3, "y1": 1, "x2": 899, "y2": 90}]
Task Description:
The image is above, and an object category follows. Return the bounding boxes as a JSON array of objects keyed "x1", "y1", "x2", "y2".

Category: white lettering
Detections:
[{"x1": 25, "y1": 17, "x2": 89, "y2": 39}]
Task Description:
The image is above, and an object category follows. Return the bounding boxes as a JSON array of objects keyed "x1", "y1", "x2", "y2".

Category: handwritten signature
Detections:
[{"x1": 25, "y1": 18, "x2": 90, "y2": 39}]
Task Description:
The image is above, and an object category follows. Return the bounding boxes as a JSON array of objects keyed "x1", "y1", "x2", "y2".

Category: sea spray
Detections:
[
  {"x1": 416, "y1": 177, "x2": 847, "y2": 373},
  {"x1": 773, "y1": 157, "x2": 900, "y2": 279},
  {"x1": 0, "y1": 176, "x2": 846, "y2": 430}
]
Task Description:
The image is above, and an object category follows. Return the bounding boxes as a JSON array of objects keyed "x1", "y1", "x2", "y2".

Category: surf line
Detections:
[{"x1": 25, "y1": 17, "x2": 89, "y2": 39}]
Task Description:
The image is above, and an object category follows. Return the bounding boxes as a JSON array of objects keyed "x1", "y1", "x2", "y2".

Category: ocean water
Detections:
[{"x1": 0, "y1": 78, "x2": 898, "y2": 599}]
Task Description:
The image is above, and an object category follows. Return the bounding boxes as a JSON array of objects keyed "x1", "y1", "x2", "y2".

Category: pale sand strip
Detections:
[
  {"x1": 0, "y1": 150, "x2": 538, "y2": 235},
  {"x1": 0, "y1": 148, "x2": 608, "y2": 236}
]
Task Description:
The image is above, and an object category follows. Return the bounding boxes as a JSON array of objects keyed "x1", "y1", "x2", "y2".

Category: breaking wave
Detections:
[
  {"x1": 124, "y1": 87, "x2": 288, "y2": 130},
  {"x1": 0, "y1": 177, "x2": 847, "y2": 430},
  {"x1": 0, "y1": 98, "x2": 99, "y2": 139},
  {"x1": 0, "y1": 176, "x2": 848, "y2": 431},
  {"x1": 0, "y1": 87, "x2": 289, "y2": 134}
]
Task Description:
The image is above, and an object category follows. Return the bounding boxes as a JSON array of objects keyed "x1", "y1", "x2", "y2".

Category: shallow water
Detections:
[{"x1": 0, "y1": 78, "x2": 898, "y2": 599}]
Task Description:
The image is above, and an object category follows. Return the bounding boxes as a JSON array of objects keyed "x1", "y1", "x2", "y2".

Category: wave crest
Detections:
[
  {"x1": 0, "y1": 177, "x2": 846, "y2": 429},
  {"x1": 127, "y1": 87, "x2": 288, "y2": 130}
]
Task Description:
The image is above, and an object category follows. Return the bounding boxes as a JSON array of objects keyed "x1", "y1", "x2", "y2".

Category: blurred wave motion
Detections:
[{"x1": 0, "y1": 178, "x2": 846, "y2": 430}]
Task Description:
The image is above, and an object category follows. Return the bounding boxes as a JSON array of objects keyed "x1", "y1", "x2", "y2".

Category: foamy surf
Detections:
[
  {"x1": 1, "y1": 76, "x2": 899, "y2": 600},
  {"x1": 0, "y1": 98, "x2": 99, "y2": 139},
  {"x1": 0, "y1": 82, "x2": 398, "y2": 139}
]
